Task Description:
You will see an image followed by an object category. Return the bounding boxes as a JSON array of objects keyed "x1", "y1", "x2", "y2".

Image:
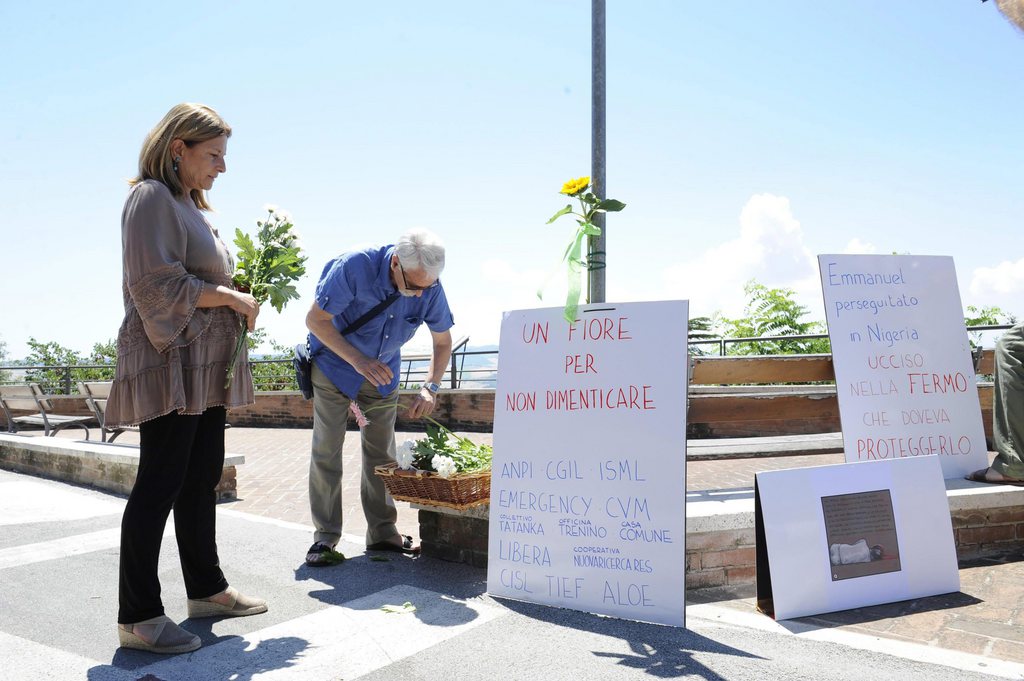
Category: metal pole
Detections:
[{"x1": 589, "y1": 0, "x2": 607, "y2": 304}]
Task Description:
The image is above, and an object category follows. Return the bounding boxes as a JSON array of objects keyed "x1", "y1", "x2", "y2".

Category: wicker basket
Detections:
[{"x1": 374, "y1": 462, "x2": 491, "y2": 510}]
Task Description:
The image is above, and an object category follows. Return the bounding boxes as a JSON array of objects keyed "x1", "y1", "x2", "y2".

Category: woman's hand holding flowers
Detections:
[{"x1": 227, "y1": 289, "x2": 260, "y2": 331}]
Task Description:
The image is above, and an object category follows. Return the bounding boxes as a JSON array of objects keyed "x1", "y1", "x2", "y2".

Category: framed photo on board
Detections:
[{"x1": 755, "y1": 455, "x2": 958, "y2": 621}]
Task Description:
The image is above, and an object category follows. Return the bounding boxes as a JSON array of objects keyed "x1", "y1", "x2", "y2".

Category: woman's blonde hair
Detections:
[{"x1": 130, "y1": 102, "x2": 232, "y2": 211}]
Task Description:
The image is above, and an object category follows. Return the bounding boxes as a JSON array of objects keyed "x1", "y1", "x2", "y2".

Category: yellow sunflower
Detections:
[{"x1": 559, "y1": 176, "x2": 590, "y2": 197}]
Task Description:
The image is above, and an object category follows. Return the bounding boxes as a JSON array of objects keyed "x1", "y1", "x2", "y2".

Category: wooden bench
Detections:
[
  {"x1": 684, "y1": 349, "x2": 995, "y2": 458},
  {"x1": 78, "y1": 381, "x2": 139, "y2": 443},
  {"x1": 0, "y1": 383, "x2": 93, "y2": 439}
]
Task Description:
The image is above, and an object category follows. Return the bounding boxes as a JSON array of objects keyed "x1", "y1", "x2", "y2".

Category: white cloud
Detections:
[
  {"x1": 843, "y1": 238, "x2": 877, "y2": 254},
  {"x1": 418, "y1": 194, "x2": 879, "y2": 349},
  {"x1": 967, "y1": 257, "x2": 1024, "y2": 316},
  {"x1": 659, "y1": 193, "x2": 824, "y2": 319}
]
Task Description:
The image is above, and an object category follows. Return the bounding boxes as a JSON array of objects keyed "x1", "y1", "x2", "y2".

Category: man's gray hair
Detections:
[{"x1": 395, "y1": 228, "x2": 446, "y2": 279}]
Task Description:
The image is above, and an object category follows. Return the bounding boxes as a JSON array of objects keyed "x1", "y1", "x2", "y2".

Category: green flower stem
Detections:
[
  {"x1": 224, "y1": 317, "x2": 248, "y2": 388},
  {"x1": 360, "y1": 402, "x2": 475, "y2": 448}
]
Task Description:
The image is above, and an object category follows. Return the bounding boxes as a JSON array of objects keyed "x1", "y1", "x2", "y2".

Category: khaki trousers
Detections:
[
  {"x1": 309, "y1": 363, "x2": 400, "y2": 546},
  {"x1": 992, "y1": 323, "x2": 1024, "y2": 479}
]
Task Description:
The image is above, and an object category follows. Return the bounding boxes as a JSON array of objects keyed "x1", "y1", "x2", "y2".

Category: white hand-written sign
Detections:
[
  {"x1": 818, "y1": 255, "x2": 988, "y2": 479},
  {"x1": 486, "y1": 301, "x2": 688, "y2": 627}
]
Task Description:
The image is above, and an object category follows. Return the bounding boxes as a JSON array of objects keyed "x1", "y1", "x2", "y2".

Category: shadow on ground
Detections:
[
  {"x1": 499, "y1": 598, "x2": 764, "y2": 680},
  {"x1": 86, "y1": 634, "x2": 307, "y2": 681}
]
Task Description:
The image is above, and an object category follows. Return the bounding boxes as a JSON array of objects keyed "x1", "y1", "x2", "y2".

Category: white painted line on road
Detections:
[
  {"x1": 131, "y1": 585, "x2": 506, "y2": 680},
  {"x1": 0, "y1": 525, "x2": 175, "y2": 571},
  {"x1": 0, "y1": 630, "x2": 129, "y2": 681},
  {"x1": 688, "y1": 602, "x2": 1024, "y2": 680},
  {"x1": 0, "y1": 478, "x2": 123, "y2": 525}
]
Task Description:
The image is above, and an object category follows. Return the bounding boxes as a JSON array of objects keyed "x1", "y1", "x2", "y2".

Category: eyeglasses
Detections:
[{"x1": 399, "y1": 261, "x2": 439, "y2": 291}]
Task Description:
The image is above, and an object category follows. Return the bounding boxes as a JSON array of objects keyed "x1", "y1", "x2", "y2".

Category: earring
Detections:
[{"x1": 173, "y1": 156, "x2": 181, "y2": 173}]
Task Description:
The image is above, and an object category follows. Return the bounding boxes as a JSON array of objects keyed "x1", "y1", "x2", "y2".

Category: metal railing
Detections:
[{"x1": 1, "y1": 324, "x2": 1012, "y2": 394}]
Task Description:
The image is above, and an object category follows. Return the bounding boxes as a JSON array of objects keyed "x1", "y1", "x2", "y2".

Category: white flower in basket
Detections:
[
  {"x1": 404, "y1": 423, "x2": 491, "y2": 476},
  {"x1": 396, "y1": 440, "x2": 417, "y2": 470},
  {"x1": 431, "y1": 454, "x2": 458, "y2": 479}
]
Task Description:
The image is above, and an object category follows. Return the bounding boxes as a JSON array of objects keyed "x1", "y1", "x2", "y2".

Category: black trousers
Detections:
[{"x1": 118, "y1": 407, "x2": 229, "y2": 623}]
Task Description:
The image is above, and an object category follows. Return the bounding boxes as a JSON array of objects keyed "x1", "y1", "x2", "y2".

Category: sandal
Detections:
[
  {"x1": 118, "y1": 615, "x2": 200, "y2": 654},
  {"x1": 187, "y1": 586, "x2": 268, "y2": 619},
  {"x1": 966, "y1": 468, "x2": 1024, "y2": 487},
  {"x1": 366, "y1": 534, "x2": 420, "y2": 555},
  {"x1": 305, "y1": 542, "x2": 346, "y2": 567}
]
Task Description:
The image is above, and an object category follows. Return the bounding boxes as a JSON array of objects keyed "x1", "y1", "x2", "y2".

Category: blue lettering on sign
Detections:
[
  {"x1": 500, "y1": 460, "x2": 533, "y2": 479},
  {"x1": 604, "y1": 496, "x2": 651, "y2": 520},
  {"x1": 498, "y1": 539, "x2": 552, "y2": 566},
  {"x1": 500, "y1": 569, "x2": 534, "y2": 593},
  {"x1": 545, "y1": 575, "x2": 584, "y2": 599},
  {"x1": 618, "y1": 524, "x2": 672, "y2": 543},
  {"x1": 599, "y1": 459, "x2": 645, "y2": 482},
  {"x1": 602, "y1": 581, "x2": 653, "y2": 607},
  {"x1": 497, "y1": 490, "x2": 592, "y2": 516},
  {"x1": 546, "y1": 459, "x2": 584, "y2": 480}
]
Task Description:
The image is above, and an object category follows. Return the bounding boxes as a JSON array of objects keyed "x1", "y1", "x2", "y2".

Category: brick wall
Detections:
[
  {"x1": 4, "y1": 389, "x2": 994, "y2": 444},
  {"x1": 685, "y1": 529, "x2": 758, "y2": 590},
  {"x1": 227, "y1": 390, "x2": 496, "y2": 432},
  {"x1": 418, "y1": 510, "x2": 489, "y2": 568},
  {"x1": 417, "y1": 503, "x2": 1024, "y2": 590},
  {"x1": 953, "y1": 507, "x2": 1024, "y2": 560}
]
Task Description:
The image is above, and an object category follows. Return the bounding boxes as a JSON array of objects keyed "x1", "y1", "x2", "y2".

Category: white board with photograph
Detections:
[
  {"x1": 486, "y1": 301, "x2": 689, "y2": 627},
  {"x1": 755, "y1": 455, "x2": 959, "y2": 621},
  {"x1": 818, "y1": 254, "x2": 988, "y2": 479}
]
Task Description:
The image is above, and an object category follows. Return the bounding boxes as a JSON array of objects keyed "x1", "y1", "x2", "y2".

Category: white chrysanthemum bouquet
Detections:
[
  {"x1": 226, "y1": 205, "x2": 307, "y2": 387},
  {"x1": 396, "y1": 424, "x2": 492, "y2": 479}
]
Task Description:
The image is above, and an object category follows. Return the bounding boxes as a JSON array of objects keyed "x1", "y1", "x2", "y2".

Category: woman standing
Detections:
[{"x1": 106, "y1": 103, "x2": 268, "y2": 654}]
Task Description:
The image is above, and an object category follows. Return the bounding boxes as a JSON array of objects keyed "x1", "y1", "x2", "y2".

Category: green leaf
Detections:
[
  {"x1": 594, "y1": 199, "x2": 626, "y2": 212},
  {"x1": 381, "y1": 601, "x2": 416, "y2": 614},
  {"x1": 563, "y1": 229, "x2": 588, "y2": 323},
  {"x1": 320, "y1": 548, "x2": 347, "y2": 565},
  {"x1": 580, "y1": 192, "x2": 598, "y2": 205},
  {"x1": 546, "y1": 204, "x2": 573, "y2": 224}
]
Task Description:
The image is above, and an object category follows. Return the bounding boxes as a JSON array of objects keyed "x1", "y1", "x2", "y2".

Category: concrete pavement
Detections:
[{"x1": 0, "y1": 427, "x2": 1020, "y2": 679}]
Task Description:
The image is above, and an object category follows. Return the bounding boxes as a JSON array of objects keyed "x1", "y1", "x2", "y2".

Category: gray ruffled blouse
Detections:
[{"x1": 105, "y1": 179, "x2": 254, "y2": 427}]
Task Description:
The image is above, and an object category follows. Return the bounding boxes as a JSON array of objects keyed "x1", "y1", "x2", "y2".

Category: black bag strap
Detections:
[
  {"x1": 341, "y1": 291, "x2": 401, "y2": 335},
  {"x1": 305, "y1": 291, "x2": 402, "y2": 358}
]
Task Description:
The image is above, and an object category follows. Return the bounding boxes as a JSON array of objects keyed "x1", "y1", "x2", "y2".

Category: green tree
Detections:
[
  {"x1": 964, "y1": 305, "x2": 1017, "y2": 349},
  {"x1": 22, "y1": 337, "x2": 117, "y2": 393},
  {"x1": 77, "y1": 339, "x2": 118, "y2": 382},
  {"x1": 719, "y1": 280, "x2": 831, "y2": 355},
  {"x1": 24, "y1": 338, "x2": 83, "y2": 393},
  {"x1": 247, "y1": 330, "x2": 298, "y2": 391},
  {"x1": 687, "y1": 315, "x2": 720, "y2": 356},
  {"x1": 0, "y1": 337, "x2": 10, "y2": 383}
]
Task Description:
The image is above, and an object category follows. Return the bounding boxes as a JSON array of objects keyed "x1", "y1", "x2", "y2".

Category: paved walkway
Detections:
[{"x1": 18, "y1": 426, "x2": 1022, "y2": 676}]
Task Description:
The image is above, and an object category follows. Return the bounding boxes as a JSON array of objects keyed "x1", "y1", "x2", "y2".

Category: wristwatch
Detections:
[{"x1": 422, "y1": 382, "x2": 441, "y2": 394}]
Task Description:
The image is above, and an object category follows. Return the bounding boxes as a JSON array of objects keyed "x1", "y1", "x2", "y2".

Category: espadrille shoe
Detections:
[
  {"x1": 118, "y1": 615, "x2": 201, "y2": 654},
  {"x1": 187, "y1": 586, "x2": 268, "y2": 619}
]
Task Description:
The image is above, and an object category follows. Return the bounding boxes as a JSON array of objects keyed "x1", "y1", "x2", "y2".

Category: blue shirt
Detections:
[{"x1": 309, "y1": 244, "x2": 454, "y2": 398}]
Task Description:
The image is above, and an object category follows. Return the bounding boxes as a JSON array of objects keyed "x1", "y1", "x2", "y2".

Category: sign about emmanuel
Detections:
[
  {"x1": 486, "y1": 301, "x2": 688, "y2": 627},
  {"x1": 818, "y1": 255, "x2": 987, "y2": 479}
]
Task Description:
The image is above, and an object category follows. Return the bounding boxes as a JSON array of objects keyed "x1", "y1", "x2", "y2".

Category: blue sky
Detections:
[{"x1": 2, "y1": 1, "x2": 1022, "y2": 359}]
